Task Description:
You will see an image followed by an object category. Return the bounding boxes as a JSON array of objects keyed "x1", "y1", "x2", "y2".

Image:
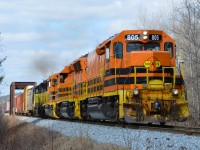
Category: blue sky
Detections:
[{"x1": 0, "y1": 0, "x2": 180, "y2": 96}]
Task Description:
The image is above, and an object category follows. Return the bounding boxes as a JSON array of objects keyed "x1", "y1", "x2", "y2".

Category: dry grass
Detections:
[{"x1": 0, "y1": 114, "x2": 129, "y2": 150}]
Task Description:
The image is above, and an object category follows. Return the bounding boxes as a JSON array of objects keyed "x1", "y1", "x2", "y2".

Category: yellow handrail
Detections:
[
  {"x1": 134, "y1": 67, "x2": 149, "y2": 87},
  {"x1": 162, "y1": 67, "x2": 176, "y2": 88},
  {"x1": 134, "y1": 67, "x2": 137, "y2": 87},
  {"x1": 133, "y1": 66, "x2": 176, "y2": 88},
  {"x1": 173, "y1": 67, "x2": 176, "y2": 88}
]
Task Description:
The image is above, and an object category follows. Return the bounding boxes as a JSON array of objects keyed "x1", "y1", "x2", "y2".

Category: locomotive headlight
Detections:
[
  {"x1": 143, "y1": 35, "x2": 148, "y2": 40},
  {"x1": 133, "y1": 89, "x2": 139, "y2": 96},
  {"x1": 172, "y1": 89, "x2": 179, "y2": 96},
  {"x1": 142, "y1": 31, "x2": 148, "y2": 40},
  {"x1": 143, "y1": 31, "x2": 148, "y2": 35}
]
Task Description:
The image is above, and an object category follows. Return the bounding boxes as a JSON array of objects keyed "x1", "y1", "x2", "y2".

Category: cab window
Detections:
[
  {"x1": 144, "y1": 42, "x2": 160, "y2": 51},
  {"x1": 126, "y1": 42, "x2": 142, "y2": 52},
  {"x1": 48, "y1": 81, "x2": 51, "y2": 87},
  {"x1": 60, "y1": 74, "x2": 68, "y2": 83},
  {"x1": 106, "y1": 47, "x2": 110, "y2": 62},
  {"x1": 52, "y1": 79, "x2": 57, "y2": 87},
  {"x1": 35, "y1": 88, "x2": 39, "y2": 94},
  {"x1": 55, "y1": 79, "x2": 58, "y2": 86},
  {"x1": 164, "y1": 42, "x2": 173, "y2": 58},
  {"x1": 114, "y1": 42, "x2": 123, "y2": 58}
]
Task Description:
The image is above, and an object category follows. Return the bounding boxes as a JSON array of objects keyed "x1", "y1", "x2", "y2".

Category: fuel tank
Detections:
[
  {"x1": 44, "y1": 104, "x2": 54, "y2": 118},
  {"x1": 87, "y1": 97, "x2": 115, "y2": 120},
  {"x1": 60, "y1": 102, "x2": 74, "y2": 119}
]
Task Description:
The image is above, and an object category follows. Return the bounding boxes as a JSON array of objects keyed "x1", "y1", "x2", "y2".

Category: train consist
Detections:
[{"x1": 14, "y1": 30, "x2": 189, "y2": 125}]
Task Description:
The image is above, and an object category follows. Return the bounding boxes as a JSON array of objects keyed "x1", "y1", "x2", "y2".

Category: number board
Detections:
[
  {"x1": 125, "y1": 34, "x2": 140, "y2": 41},
  {"x1": 149, "y1": 34, "x2": 162, "y2": 41}
]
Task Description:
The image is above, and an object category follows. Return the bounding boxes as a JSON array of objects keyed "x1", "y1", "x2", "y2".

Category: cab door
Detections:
[{"x1": 104, "y1": 42, "x2": 123, "y2": 92}]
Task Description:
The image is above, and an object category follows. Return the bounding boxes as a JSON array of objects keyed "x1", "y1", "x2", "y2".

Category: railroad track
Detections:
[
  {"x1": 121, "y1": 123, "x2": 200, "y2": 136},
  {"x1": 74, "y1": 119, "x2": 200, "y2": 136},
  {"x1": 172, "y1": 126, "x2": 200, "y2": 136},
  {"x1": 58, "y1": 118, "x2": 200, "y2": 136},
  {"x1": 15, "y1": 114, "x2": 200, "y2": 137}
]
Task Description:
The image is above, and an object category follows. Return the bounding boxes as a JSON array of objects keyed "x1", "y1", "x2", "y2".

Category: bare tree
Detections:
[
  {"x1": 0, "y1": 33, "x2": 7, "y2": 93},
  {"x1": 169, "y1": 0, "x2": 200, "y2": 125},
  {"x1": 134, "y1": 3, "x2": 170, "y2": 31},
  {"x1": 0, "y1": 57, "x2": 6, "y2": 84}
]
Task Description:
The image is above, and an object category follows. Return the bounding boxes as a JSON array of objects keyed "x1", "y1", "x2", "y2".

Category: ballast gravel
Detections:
[{"x1": 16, "y1": 116, "x2": 200, "y2": 150}]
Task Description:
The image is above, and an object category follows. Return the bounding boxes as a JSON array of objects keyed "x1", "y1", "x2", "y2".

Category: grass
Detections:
[{"x1": 0, "y1": 114, "x2": 130, "y2": 150}]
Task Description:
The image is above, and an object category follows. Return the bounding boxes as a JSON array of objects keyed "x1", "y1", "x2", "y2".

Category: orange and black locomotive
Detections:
[{"x1": 14, "y1": 30, "x2": 189, "y2": 125}]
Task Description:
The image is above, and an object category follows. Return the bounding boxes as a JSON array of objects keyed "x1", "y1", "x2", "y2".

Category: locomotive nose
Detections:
[{"x1": 126, "y1": 51, "x2": 171, "y2": 69}]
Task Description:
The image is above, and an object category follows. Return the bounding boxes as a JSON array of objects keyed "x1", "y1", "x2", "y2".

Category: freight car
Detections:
[
  {"x1": 15, "y1": 93, "x2": 24, "y2": 115},
  {"x1": 15, "y1": 86, "x2": 34, "y2": 115},
  {"x1": 14, "y1": 30, "x2": 189, "y2": 125}
]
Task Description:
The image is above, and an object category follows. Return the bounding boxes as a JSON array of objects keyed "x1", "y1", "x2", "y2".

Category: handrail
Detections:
[
  {"x1": 134, "y1": 67, "x2": 149, "y2": 88},
  {"x1": 133, "y1": 66, "x2": 176, "y2": 88},
  {"x1": 162, "y1": 67, "x2": 176, "y2": 88}
]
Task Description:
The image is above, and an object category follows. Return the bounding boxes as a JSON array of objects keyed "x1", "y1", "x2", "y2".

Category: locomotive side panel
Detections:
[{"x1": 87, "y1": 51, "x2": 104, "y2": 98}]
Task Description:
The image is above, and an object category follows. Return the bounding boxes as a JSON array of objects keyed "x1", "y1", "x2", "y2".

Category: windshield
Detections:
[
  {"x1": 126, "y1": 42, "x2": 160, "y2": 52},
  {"x1": 144, "y1": 42, "x2": 160, "y2": 51},
  {"x1": 126, "y1": 43, "x2": 142, "y2": 52}
]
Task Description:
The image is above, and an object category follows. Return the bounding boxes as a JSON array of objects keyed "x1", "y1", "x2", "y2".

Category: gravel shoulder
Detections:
[
  {"x1": 16, "y1": 116, "x2": 200, "y2": 150},
  {"x1": 0, "y1": 114, "x2": 128, "y2": 150}
]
